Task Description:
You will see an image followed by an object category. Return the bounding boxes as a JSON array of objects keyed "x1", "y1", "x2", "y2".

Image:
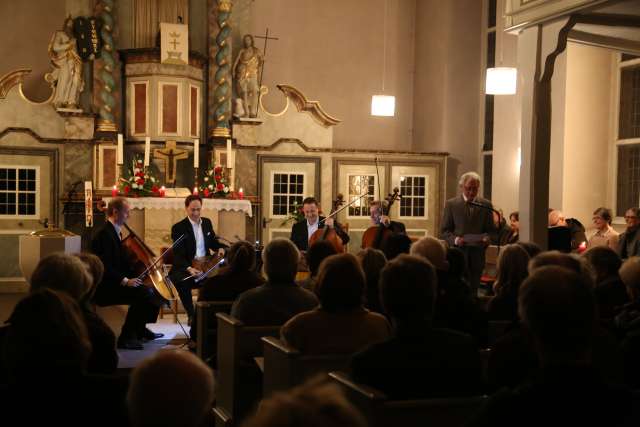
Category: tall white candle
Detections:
[
  {"x1": 194, "y1": 139, "x2": 199, "y2": 168},
  {"x1": 226, "y1": 138, "x2": 232, "y2": 168},
  {"x1": 144, "y1": 137, "x2": 151, "y2": 167},
  {"x1": 116, "y1": 134, "x2": 124, "y2": 165}
]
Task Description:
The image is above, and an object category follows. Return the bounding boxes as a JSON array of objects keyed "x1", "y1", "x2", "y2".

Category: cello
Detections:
[
  {"x1": 361, "y1": 187, "x2": 401, "y2": 249},
  {"x1": 308, "y1": 194, "x2": 347, "y2": 253},
  {"x1": 121, "y1": 223, "x2": 180, "y2": 307}
]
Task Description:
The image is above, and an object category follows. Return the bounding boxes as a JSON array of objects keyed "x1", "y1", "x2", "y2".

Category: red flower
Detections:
[
  {"x1": 137, "y1": 178, "x2": 145, "y2": 185},
  {"x1": 215, "y1": 175, "x2": 222, "y2": 182},
  {"x1": 204, "y1": 188, "x2": 210, "y2": 197},
  {"x1": 152, "y1": 185, "x2": 159, "y2": 192},
  {"x1": 136, "y1": 172, "x2": 144, "y2": 177},
  {"x1": 216, "y1": 183, "x2": 224, "y2": 191},
  {"x1": 214, "y1": 166, "x2": 223, "y2": 173},
  {"x1": 124, "y1": 186, "x2": 130, "y2": 194}
]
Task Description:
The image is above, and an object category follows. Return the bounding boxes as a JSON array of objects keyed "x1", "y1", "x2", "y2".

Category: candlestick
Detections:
[
  {"x1": 194, "y1": 139, "x2": 199, "y2": 168},
  {"x1": 194, "y1": 167, "x2": 199, "y2": 189},
  {"x1": 144, "y1": 137, "x2": 151, "y2": 167},
  {"x1": 159, "y1": 186, "x2": 166, "y2": 197},
  {"x1": 111, "y1": 185, "x2": 118, "y2": 197},
  {"x1": 226, "y1": 139, "x2": 232, "y2": 168},
  {"x1": 116, "y1": 134, "x2": 124, "y2": 165}
]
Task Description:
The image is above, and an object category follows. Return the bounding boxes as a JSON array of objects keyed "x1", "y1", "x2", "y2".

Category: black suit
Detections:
[
  {"x1": 91, "y1": 221, "x2": 159, "y2": 341},
  {"x1": 168, "y1": 217, "x2": 225, "y2": 318},
  {"x1": 290, "y1": 216, "x2": 350, "y2": 251}
]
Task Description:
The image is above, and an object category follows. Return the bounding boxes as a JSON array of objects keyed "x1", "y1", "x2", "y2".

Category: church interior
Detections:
[{"x1": 1, "y1": 0, "x2": 640, "y2": 425}]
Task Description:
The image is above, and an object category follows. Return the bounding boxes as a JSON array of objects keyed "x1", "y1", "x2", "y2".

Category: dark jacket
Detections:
[
  {"x1": 619, "y1": 226, "x2": 640, "y2": 259},
  {"x1": 169, "y1": 217, "x2": 225, "y2": 283},
  {"x1": 91, "y1": 221, "x2": 134, "y2": 304},
  {"x1": 290, "y1": 216, "x2": 350, "y2": 251}
]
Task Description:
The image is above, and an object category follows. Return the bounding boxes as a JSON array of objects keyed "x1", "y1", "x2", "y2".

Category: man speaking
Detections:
[{"x1": 440, "y1": 171, "x2": 494, "y2": 296}]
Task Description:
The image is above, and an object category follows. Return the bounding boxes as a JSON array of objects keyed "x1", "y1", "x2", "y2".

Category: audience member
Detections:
[
  {"x1": 583, "y1": 246, "x2": 629, "y2": 320},
  {"x1": 588, "y1": 207, "x2": 619, "y2": 250},
  {"x1": 241, "y1": 376, "x2": 366, "y2": 427},
  {"x1": 128, "y1": 350, "x2": 214, "y2": 427},
  {"x1": 472, "y1": 266, "x2": 637, "y2": 427},
  {"x1": 615, "y1": 257, "x2": 640, "y2": 388},
  {"x1": 380, "y1": 232, "x2": 412, "y2": 260},
  {"x1": 351, "y1": 254, "x2": 482, "y2": 399},
  {"x1": 356, "y1": 248, "x2": 386, "y2": 313},
  {"x1": 298, "y1": 240, "x2": 337, "y2": 291},
  {"x1": 516, "y1": 241, "x2": 542, "y2": 258},
  {"x1": 619, "y1": 207, "x2": 640, "y2": 259},
  {"x1": 508, "y1": 211, "x2": 519, "y2": 243},
  {"x1": 31, "y1": 252, "x2": 118, "y2": 375},
  {"x1": 282, "y1": 253, "x2": 391, "y2": 354},
  {"x1": 231, "y1": 238, "x2": 318, "y2": 326},
  {"x1": 487, "y1": 244, "x2": 530, "y2": 322},
  {"x1": 490, "y1": 209, "x2": 512, "y2": 246}
]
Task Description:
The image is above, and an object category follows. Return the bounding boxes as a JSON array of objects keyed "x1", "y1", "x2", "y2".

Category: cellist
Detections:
[
  {"x1": 290, "y1": 197, "x2": 349, "y2": 252},
  {"x1": 368, "y1": 200, "x2": 406, "y2": 235},
  {"x1": 91, "y1": 197, "x2": 162, "y2": 350}
]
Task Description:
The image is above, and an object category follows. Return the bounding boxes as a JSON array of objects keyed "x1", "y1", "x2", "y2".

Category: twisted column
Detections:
[
  {"x1": 95, "y1": 0, "x2": 118, "y2": 132},
  {"x1": 210, "y1": 0, "x2": 232, "y2": 138}
]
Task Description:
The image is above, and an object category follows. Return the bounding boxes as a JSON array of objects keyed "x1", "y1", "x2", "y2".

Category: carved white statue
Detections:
[
  {"x1": 233, "y1": 34, "x2": 263, "y2": 118},
  {"x1": 47, "y1": 17, "x2": 84, "y2": 110}
]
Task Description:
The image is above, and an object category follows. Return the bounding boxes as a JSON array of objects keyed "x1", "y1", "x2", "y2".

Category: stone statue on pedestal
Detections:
[
  {"x1": 233, "y1": 34, "x2": 263, "y2": 118},
  {"x1": 46, "y1": 16, "x2": 84, "y2": 110}
]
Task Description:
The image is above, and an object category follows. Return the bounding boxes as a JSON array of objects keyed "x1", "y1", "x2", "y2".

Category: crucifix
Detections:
[
  {"x1": 154, "y1": 140, "x2": 188, "y2": 186},
  {"x1": 254, "y1": 28, "x2": 279, "y2": 89}
]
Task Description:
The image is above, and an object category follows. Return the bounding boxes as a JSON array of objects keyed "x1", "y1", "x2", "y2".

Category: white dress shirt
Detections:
[
  {"x1": 189, "y1": 217, "x2": 207, "y2": 258},
  {"x1": 307, "y1": 219, "x2": 319, "y2": 241}
]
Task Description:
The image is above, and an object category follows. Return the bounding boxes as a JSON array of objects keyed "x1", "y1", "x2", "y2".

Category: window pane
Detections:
[
  {"x1": 488, "y1": 0, "x2": 496, "y2": 28},
  {"x1": 619, "y1": 66, "x2": 640, "y2": 139},
  {"x1": 484, "y1": 95, "x2": 494, "y2": 151},
  {"x1": 617, "y1": 144, "x2": 640, "y2": 215},
  {"x1": 484, "y1": 155, "x2": 493, "y2": 200},
  {"x1": 487, "y1": 32, "x2": 496, "y2": 69}
]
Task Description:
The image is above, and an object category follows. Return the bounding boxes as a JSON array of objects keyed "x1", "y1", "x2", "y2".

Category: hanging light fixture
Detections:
[
  {"x1": 486, "y1": 67, "x2": 517, "y2": 95},
  {"x1": 371, "y1": 0, "x2": 395, "y2": 116}
]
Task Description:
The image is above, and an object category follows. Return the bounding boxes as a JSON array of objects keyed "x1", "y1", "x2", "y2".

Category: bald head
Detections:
[{"x1": 128, "y1": 350, "x2": 214, "y2": 427}]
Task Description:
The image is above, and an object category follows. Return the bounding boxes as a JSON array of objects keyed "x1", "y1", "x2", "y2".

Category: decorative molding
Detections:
[
  {"x1": 0, "y1": 127, "x2": 91, "y2": 145},
  {"x1": 210, "y1": 0, "x2": 233, "y2": 139},
  {"x1": 94, "y1": 0, "x2": 118, "y2": 132},
  {"x1": 0, "y1": 69, "x2": 32, "y2": 99},
  {"x1": 119, "y1": 48, "x2": 208, "y2": 68},
  {"x1": 276, "y1": 84, "x2": 342, "y2": 127}
]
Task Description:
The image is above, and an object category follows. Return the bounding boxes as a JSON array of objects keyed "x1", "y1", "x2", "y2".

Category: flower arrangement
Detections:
[
  {"x1": 200, "y1": 164, "x2": 230, "y2": 198},
  {"x1": 119, "y1": 156, "x2": 161, "y2": 197},
  {"x1": 280, "y1": 201, "x2": 305, "y2": 226}
]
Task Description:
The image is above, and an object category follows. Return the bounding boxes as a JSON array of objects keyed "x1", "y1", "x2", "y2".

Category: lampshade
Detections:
[
  {"x1": 486, "y1": 67, "x2": 517, "y2": 95},
  {"x1": 371, "y1": 95, "x2": 395, "y2": 117}
]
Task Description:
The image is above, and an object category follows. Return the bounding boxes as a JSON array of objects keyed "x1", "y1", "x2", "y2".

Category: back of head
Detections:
[
  {"x1": 548, "y1": 210, "x2": 565, "y2": 227},
  {"x1": 29, "y1": 252, "x2": 92, "y2": 302},
  {"x1": 315, "y1": 253, "x2": 365, "y2": 313},
  {"x1": 73, "y1": 252, "x2": 104, "y2": 301},
  {"x1": 128, "y1": 350, "x2": 214, "y2": 427},
  {"x1": 4, "y1": 288, "x2": 90, "y2": 382},
  {"x1": 380, "y1": 254, "x2": 437, "y2": 322},
  {"x1": 306, "y1": 240, "x2": 338, "y2": 277},
  {"x1": 381, "y1": 233, "x2": 412, "y2": 261},
  {"x1": 494, "y1": 244, "x2": 530, "y2": 296},
  {"x1": 529, "y1": 251, "x2": 594, "y2": 287},
  {"x1": 356, "y1": 248, "x2": 386, "y2": 283},
  {"x1": 107, "y1": 196, "x2": 128, "y2": 217},
  {"x1": 516, "y1": 241, "x2": 542, "y2": 258},
  {"x1": 518, "y1": 266, "x2": 596, "y2": 364},
  {"x1": 583, "y1": 246, "x2": 621, "y2": 282},
  {"x1": 242, "y1": 376, "x2": 366, "y2": 427},
  {"x1": 228, "y1": 240, "x2": 256, "y2": 272},
  {"x1": 619, "y1": 257, "x2": 640, "y2": 300},
  {"x1": 446, "y1": 247, "x2": 467, "y2": 278},
  {"x1": 410, "y1": 237, "x2": 449, "y2": 271},
  {"x1": 263, "y1": 238, "x2": 299, "y2": 283}
]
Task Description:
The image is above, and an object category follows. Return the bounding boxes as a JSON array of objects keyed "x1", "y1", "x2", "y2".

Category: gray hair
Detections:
[{"x1": 458, "y1": 171, "x2": 481, "y2": 186}]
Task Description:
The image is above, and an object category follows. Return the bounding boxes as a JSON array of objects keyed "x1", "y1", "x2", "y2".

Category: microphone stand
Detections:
[{"x1": 467, "y1": 200, "x2": 503, "y2": 296}]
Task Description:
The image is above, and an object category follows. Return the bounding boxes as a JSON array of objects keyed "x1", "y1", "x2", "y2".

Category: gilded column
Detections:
[
  {"x1": 95, "y1": 0, "x2": 118, "y2": 132},
  {"x1": 210, "y1": 0, "x2": 233, "y2": 138}
]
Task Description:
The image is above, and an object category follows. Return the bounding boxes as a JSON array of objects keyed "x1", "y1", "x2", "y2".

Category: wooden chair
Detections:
[
  {"x1": 261, "y1": 336, "x2": 352, "y2": 397},
  {"x1": 213, "y1": 313, "x2": 281, "y2": 427},
  {"x1": 480, "y1": 245, "x2": 500, "y2": 294},
  {"x1": 194, "y1": 300, "x2": 234, "y2": 362},
  {"x1": 329, "y1": 372, "x2": 488, "y2": 427}
]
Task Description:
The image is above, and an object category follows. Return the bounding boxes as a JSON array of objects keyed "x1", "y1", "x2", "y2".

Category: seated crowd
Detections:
[{"x1": 2, "y1": 205, "x2": 640, "y2": 426}]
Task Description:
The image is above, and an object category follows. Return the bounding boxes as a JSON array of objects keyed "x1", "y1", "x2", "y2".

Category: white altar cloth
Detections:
[{"x1": 103, "y1": 197, "x2": 252, "y2": 217}]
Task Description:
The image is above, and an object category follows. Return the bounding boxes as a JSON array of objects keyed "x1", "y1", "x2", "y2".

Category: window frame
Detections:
[
  {"x1": 0, "y1": 165, "x2": 40, "y2": 219},
  {"x1": 269, "y1": 171, "x2": 306, "y2": 219},
  {"x1": 345, "y1": 173, "x2": 377, "y2": 220},
  {"x1": 398, "y1": 174, "x2": 428, "y2": 220}
]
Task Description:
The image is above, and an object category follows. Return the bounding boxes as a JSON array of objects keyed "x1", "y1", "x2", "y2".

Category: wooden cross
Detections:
[
  {"x1": 154, "y1": 140, "x2": 188, "y2": 185},
  {"x1": 253, "y1": 28, "x2": 279, "y2": 89},
  {"x1": 170, "y1": 38, "x2": 180, "y2": 50}
]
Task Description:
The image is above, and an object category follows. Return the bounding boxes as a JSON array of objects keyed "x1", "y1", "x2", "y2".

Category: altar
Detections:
[{"x1": 103, "y1": 197, "x2": 252, "y2": 253}]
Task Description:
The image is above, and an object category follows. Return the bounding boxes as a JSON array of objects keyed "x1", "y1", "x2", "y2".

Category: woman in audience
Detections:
[
  {"x1": 487, "y1": 244, "x2": 530, "y2": 322},
  {"x1": 490, "y1": 209, "x2": 513, "y2": 246},
  {"x1": 516, "y1": 241, "x2": 542, "y2": 259},
  {"x1": 588, "y1": 207, "x2": 619, "y2": 251},
  {"x1": 508, "y1": 211, "x2": 520, "y2": 243},
  {"x1": 356, "y1": 248, "x2": 386, "y2": 314},
  {"x1": 583, "y1": 246, "x2": 629, "y2": 320},
  {"x1": 281, "y1": 253, "x2": 391, "y2": 355},
  {"x1": 299, "y1": 240, "x2": 337, "y2": 291},
  {"x1": 31, "y1": 252, "x2": 118, "y2": 375}
]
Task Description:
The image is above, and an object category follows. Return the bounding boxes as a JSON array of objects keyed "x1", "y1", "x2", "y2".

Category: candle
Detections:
[
  {"x1": 116, "y1": 134, "x2": 124, "y2": 165},
  {"x1": 238, "y1": 187, "x2": 244, "y2": 200},
  {"x1": 159, "y1": 186, "x2": 166, "y2": 197},
  {"x1": 144, "y1": 137, "x2": 151, "y2": 167},
  {"x1": 226, "y1": 139, "x2": 232, "y2": 168},
  {"x1": 111, "y1": 185, "x2": 118, "y2": 197},
  {"x1": 193, "y1": 186, "x2": 198, "y2": 195},
  {"x1": 194, "y1": 139, "x2": 199, "y2": 168}
]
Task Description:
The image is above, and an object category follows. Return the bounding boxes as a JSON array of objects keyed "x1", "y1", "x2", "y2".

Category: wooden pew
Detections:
[
  {"x1": 194, "y1": 300, "x2": 234, "y2": 362},
  {"x1": 261, "y1": 336, "x2": 352, "y2": 397},
  {"x1": 329, "y1": 372, "x2": 488, "y2": 427},
  {"x1": 213, "y1": 313, "x2": 280, "y2": 427}
]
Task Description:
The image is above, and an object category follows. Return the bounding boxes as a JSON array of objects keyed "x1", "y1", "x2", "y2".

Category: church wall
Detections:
[
  {"x1": 0, "y1": 0, "x2": 66, "y2": 102},
  {"x1": 412, "y1": 0, "x2": 484, "y2": 198},
  {"x1": 562, "y1": 42, "x2": 614, "y2": 232},
  {"x1": 241, "y1": 0, "x2": 417, "y2": 152}
]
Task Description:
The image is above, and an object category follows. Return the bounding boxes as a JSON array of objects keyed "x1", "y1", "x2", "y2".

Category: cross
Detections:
[
  {"x1": 170, "y1": 38, "x2": 180, "y2": 50},
  {"x1": 153, "y1": 140, "x2": 188, "y2": 185},
  {"x1": 253, "y1": 28, "x2": 279, "y2": 89}
]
